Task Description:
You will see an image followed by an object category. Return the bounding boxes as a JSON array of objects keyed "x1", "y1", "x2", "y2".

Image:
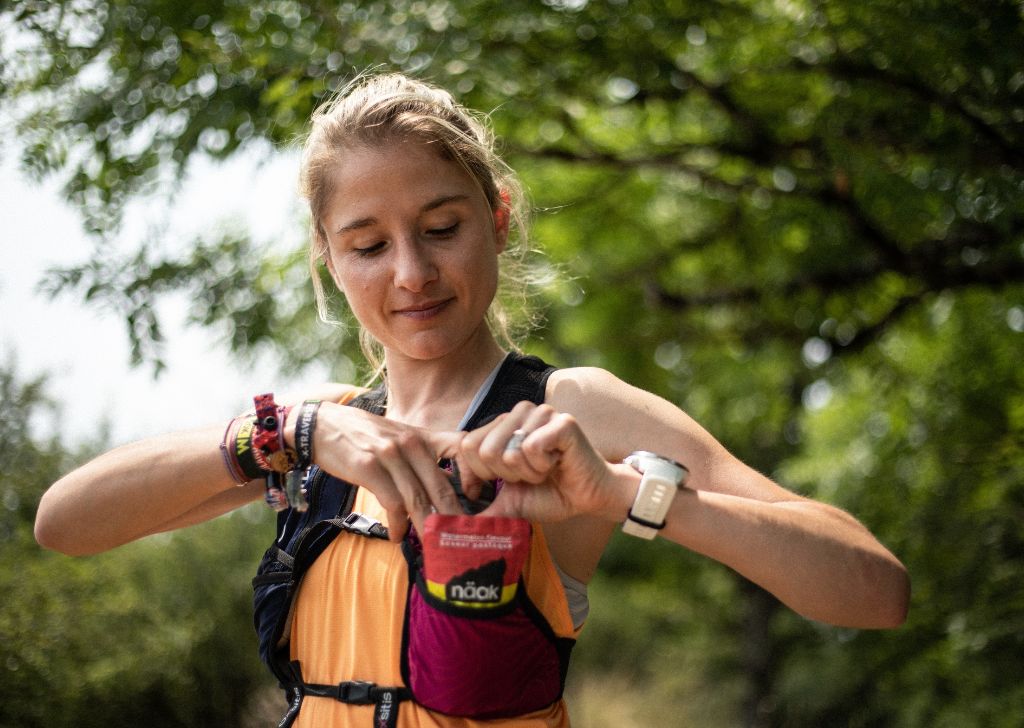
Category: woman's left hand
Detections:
[{"x1": 455, "y1": 402, "x2": 622, "y2": 523}]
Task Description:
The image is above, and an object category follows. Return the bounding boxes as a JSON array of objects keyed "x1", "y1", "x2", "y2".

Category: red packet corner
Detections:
[{"x1": 421, "y1": 514, "x2": 531, "y2": 609}]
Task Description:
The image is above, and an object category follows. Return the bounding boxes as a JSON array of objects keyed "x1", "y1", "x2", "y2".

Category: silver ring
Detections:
[{"x1": 505, "y1": 428, "x2": 528, "y2": 452}]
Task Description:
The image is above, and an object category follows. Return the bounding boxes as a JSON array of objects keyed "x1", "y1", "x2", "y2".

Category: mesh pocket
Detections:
[{"x1": 402, "y1": 514, "x2": 568, "y2": 719}]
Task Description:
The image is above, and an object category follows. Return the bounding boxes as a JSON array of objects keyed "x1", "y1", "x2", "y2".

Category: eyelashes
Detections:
[
  {"x1": 426, "y1": 222, "x2": 459, "y2": 237},
  {"x1": 354, "y1": 241, "x2": 386, "y2": 256},
  {"x1": 353, "y1": 223, "x2": 461, "y2": 256}
]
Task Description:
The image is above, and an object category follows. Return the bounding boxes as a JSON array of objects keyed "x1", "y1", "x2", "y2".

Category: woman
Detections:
[{"x1": 35, "y1": 73, "x2": 909, "y2": 727}]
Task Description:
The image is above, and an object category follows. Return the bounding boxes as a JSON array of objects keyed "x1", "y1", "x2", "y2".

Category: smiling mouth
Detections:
[{"x1": 395, "y1": 298, "x2": 452, "y2": 319}]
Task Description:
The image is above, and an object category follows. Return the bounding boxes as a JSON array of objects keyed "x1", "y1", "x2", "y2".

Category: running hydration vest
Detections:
[{"x1": 251, "y1": 353, "x2": 575, "y2": 727}]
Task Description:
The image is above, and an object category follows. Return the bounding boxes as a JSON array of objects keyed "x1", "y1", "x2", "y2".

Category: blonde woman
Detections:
[{"x1": 36, "y1": 73, "x2": 909, "y2": 727}]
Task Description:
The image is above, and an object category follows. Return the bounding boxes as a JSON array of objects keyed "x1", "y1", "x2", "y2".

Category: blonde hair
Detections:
[{"x1": 299, "y1": 72, "x2": 538, "y2": 377}]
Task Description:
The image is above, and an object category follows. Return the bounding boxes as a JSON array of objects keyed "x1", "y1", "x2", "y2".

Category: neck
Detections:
[{"x1": 382, "y1": 330, "x2": 508, "y2": 430}]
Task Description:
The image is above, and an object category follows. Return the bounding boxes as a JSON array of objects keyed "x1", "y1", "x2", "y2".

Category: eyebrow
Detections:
[{"x1": 334, "y1": 194, "x2": 470, "y2": 235}]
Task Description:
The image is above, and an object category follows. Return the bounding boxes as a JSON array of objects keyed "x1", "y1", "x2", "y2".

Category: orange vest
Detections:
[{"x1": 289, "y1": 488, "x2": 578, "y2": 727}]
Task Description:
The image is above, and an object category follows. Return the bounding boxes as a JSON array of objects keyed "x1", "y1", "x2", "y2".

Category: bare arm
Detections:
[
  {"x1": 34, "y1": 383, "x2": 367, "y2": 556},
  {"x1": 35, "y1": 425, "x2": 262, "y2": 556},
  {"x1": 460, "y1": 367, "x2": 910, "y2": 629},
  {"x1": 656, "y1": 479, "x2": 909, "y2": 628}
]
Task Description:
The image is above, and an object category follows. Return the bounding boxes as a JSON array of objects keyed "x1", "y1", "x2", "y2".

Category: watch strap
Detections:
[
  {"x1": 622, "y1": 451, "x2": 688, "y2": 540},
  {"x1": 622, "y1": 513, "x2": 665, "y2": 539}
]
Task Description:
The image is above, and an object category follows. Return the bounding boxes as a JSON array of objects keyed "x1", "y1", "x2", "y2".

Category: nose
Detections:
[{"x1": 392, "y1": 235, "x2": 437, "y2": 292}]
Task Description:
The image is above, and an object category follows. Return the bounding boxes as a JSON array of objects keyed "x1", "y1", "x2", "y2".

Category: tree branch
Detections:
[{"x1": 816, "y1": 57, "x2": 1023, "y2": 168}]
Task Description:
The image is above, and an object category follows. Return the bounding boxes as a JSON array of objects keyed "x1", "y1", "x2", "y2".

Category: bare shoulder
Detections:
[
  {"x1": 546, "y1": 367, "x2": 802, "y2": 501},
  {"x1": 547, "y1": 366, "x2": 690, "y2": 427},
  {"x1": 545, "y1": 366, "x2": 717, "y2": 463},
  {"x1": 547, "y1": 367, "x2": 634, "y2": 422}
]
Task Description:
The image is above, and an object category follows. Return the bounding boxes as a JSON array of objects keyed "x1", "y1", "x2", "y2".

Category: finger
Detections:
[
  {"x1": 457, "y1": 416, "x2": 507, "y2": 486},
  {"x1": 459, "y1": 403, "x2": 558, "y2": 486},
  {"x1": 353, "y1": 459, "x2": 410, "y2": 543},
  {"x1": 513, "y1": 411, "x2": 578, "y2": 473},
  {"x1": 451, "y1": 461, "x2": 493, "y2": 505},
  {"x1": 424, "y1": 428, "x2": 466, "y2": 461},
  {"x1": 475, "y1": 403, "x2": 546, "y2": 469},
  {"x1": 479, "y1": 486, "x2": 516, "y2": 519},
  {"x1": 377, "y1": 433, "x2": 461, "y2": 533},
  {"x1": 385, "y1": 506, "x2": 411, "y2": 543},
  {"x1": 424, "y1": 428, "x2": 493, "y2": 505},
  {"x1": 479, "y1": 480, "x2": 546, "y2": 522},
  {"x1": 496, "y1": 404, "x2": 563, "y2": 483}
]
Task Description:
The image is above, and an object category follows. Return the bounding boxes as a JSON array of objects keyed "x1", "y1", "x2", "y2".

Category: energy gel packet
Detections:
[{"x1": 420, "y1": 513, "x2": 530, "y2": 609}]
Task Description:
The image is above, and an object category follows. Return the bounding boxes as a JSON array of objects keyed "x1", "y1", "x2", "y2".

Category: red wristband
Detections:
[{"x1": 252, "y1": 394, "x2": 297, "y2": 473}]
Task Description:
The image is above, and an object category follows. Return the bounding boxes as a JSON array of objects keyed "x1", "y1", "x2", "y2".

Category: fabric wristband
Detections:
[
  {"x1": 294, "y1": 400, "x2": 322, "y2": 468},
  {"x1": 219, "y1": 416, "x2": 249, "y2": 485},
  {"x1": 282, "y1": 400, "x2": 320, "y2": 513},
  {"x1": 233, "y1": 416, "x2": 266, "y2": 480}
]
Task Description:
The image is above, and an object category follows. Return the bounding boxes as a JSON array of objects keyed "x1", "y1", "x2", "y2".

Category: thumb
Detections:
[
  {"x1": 426, "y1": 429, "x2": 466, "y2": 460},
  {"x1": 479, "y1": 487, "x2": 517, "y2": 519}
]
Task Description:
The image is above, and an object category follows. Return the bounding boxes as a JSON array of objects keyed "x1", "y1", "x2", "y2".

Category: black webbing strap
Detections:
[
  {"x1": 330, "y1": 512, "x2": 390, "y2": 540},
  {"x1": 305, "y1": 679, "x2": 411, "y2": 702},
  {"x1": 297, "y1": 677, "x2": 411, "y2": 728}
]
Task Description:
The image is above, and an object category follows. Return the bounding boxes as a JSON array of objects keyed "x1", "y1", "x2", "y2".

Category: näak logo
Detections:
[{"x1": 445, "y1": 558, "x2": 506, "y2": 603}]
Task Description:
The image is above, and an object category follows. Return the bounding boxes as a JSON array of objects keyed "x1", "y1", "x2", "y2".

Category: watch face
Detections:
[{"x1": 625, "y1": 451, "x2": 688, "y2": 482}]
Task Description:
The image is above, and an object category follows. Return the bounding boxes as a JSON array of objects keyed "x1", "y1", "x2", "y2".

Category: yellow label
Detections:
[{"x1": 425, "y1": 579, "x2": 518, "y2": 608}]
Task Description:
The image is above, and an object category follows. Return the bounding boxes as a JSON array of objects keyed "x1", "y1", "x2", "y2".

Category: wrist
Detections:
[
  {"x1": 620, "y1": 451, "x2": 689, "y2": 540},
  {"x1": 283, "y1": 404, "x2": 300, "y2": 450},
  {"x1": 598, "y1": 462, "x2": 643, "y2": 523}
]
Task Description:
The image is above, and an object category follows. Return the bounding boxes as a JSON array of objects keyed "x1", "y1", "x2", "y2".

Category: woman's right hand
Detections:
[{"x1": 302, "y1": 402, "x2": 465, "y2": 541}]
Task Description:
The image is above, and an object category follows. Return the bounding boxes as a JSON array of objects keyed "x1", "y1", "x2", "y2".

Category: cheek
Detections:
[
  {"x1": 331, "y1": 262, "x2": 383, "y2": 316},
  {"x1": 463, "y1": 255, "x2": 500, "y2": 312}
]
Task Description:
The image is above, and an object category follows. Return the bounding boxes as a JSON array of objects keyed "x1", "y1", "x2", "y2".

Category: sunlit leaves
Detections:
[{"x1": 3, "y1": 0, "x2": 1024, "y2": 724}]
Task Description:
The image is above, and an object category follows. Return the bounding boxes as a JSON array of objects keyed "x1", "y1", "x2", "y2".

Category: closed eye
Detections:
[
  {"x1": 355, "y1": 241, "x2": 386, "y2": 256},
  {"x1": 427, "y1": 223, "x2": 459, "y2": 237}
]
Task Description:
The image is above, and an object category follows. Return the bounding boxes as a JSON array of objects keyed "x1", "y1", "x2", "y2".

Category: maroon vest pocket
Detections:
[{"x1": 401, "y1": 514, "x2": 573, "y2": 719}]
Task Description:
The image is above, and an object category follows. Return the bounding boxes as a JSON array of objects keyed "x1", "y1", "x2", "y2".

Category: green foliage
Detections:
[
  {"x1": 567, "y1": 535, "x2": 747, "y2": 727},
  {"x1": 775, "y1": 290, "x2": 1024, "y2": 727},
  {"x1": 6, "y1": 0, "x2": 1021, "y2": 381},
  {"x1": 2, "y1": 1, "x2": 1023, "y2": 725},
  {"x1": 0, "y1": 365, "x2": 279, "y2": 726}
]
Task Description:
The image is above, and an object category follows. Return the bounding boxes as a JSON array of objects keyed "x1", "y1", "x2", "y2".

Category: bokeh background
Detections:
[{"x1": 2, "y1": 1, "x2": 1023, "y2": 726}]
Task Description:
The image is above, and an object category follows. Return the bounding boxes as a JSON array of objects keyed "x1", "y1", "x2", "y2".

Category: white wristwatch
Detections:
[{"x1": 622, "y1": 451, "x2": 689, "y2": 539}]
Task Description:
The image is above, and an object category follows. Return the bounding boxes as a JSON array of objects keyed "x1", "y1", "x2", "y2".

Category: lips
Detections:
[{"x1": 394, "y1": 298, "x2": 453, "y2": 319}]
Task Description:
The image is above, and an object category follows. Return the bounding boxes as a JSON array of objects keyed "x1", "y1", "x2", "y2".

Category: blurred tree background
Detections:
[{"x1": 2, "y1": 0, "x2": 1022, "y2": 726}]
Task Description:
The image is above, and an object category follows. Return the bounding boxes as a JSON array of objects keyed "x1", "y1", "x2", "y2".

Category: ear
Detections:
[
  {"x1": 320, "y1": 238, "x2": 344, "y2": 291},
  {"x1": 493, "y1": 189, "x2": 511, "y2": 253}
]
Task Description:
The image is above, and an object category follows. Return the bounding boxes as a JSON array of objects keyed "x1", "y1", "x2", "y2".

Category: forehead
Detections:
[{"x1": 326, "y1": 141, "x2": 484, "y2": 219}]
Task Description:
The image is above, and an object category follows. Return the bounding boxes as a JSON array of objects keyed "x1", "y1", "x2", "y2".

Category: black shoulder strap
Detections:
[
  {"x1": 349, "y1": 384, "x2": 387, "y2": 415},
  {"x1": 463, "y1": 353, "x2": 556, "y2": 431}
]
